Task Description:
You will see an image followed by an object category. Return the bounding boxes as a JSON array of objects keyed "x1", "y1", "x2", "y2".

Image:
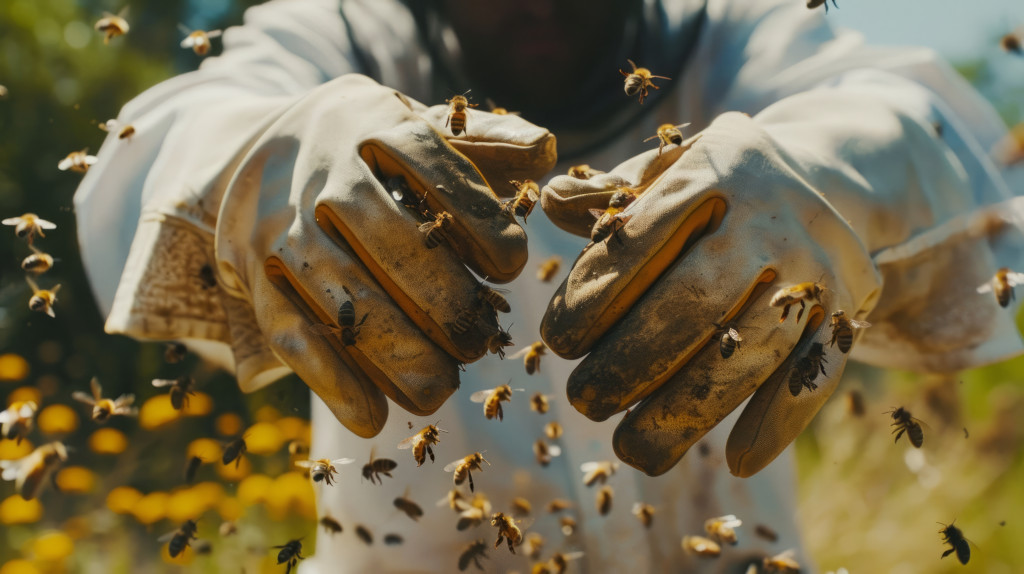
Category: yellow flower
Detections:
[
  {"x1": 105, "y1": 486, "x2": 142, "y2": 514},
  {"x1": 0, "y1": 439, "x2": 33, "y2": 460},
  {"x1": 181, "y1": 392, "x2": 212, "y2": 417},
  {"x1": 236, "y1": 474, "x2": 273, "y2": 505},
  {"x1": 138, "y1": 395, "x2": 181, "y2": 430},
  {"x1": 37, "y1": 405, "x2": 78, "y2": 434},
  {"x1": 30, "y1": 531, "x2": 74, "y2": 561},
  {"x1": 88, "y1": 428, "x2": 128, "y2": 455},
  {"x1": 0, "y1": 495, "x2": 42, "y2": 524},
  {"x1": 186, "y1": 438, "x2": 222, "y2": 462},
  {"x1": 54, "y1": 467, "x2": 96, "y2": 494},
  {"x1": 276, "y1": 417, "x2": 311, "y2": 442},
  {"x1": 254, "y1": 405, "x2": 280, "y2": 423},
  {"x1": 0, "y1": 559, "x2": 40, "y2": 574},
  {"x1": 5, "y1": 387, "x2": 40, "y2": 407},
  {"x1": 215, "y1": 413, "x2": 243, "y2": 437},
  {"x1": 131, "y1": 491, "x2": 170, "y2": 525},
  {"x1": 165, "y1": 488, "x2": 207, "y2": 524},
  {"x1": 0, "y1": 354, "x2": 29, "y2": 383},
  {"x1": 216, "y1": 454, "x2": 251, "y2": 482},
  {"x1": 218, "y1": 497, "x2": 244, "y2": 521},
  {"x1": 244, "y1": 422, "x2": 283, "y2": 455},
  {"x1": 264, "y1": 472, "x2": 315, "y2": 520}
]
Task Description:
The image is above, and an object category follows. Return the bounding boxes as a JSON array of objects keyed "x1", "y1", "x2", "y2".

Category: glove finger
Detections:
[{"x1": 316, "y1": 174, "x2": 505, "y2": 364}]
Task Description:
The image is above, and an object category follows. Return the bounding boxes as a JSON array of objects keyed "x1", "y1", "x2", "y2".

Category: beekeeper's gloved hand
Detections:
[
  {"x1": 107, "y1": 74, "x2": 556, "y2": 437},
  {"x1": 541, "y1": 111, "x2": 890, "y2": 478}
]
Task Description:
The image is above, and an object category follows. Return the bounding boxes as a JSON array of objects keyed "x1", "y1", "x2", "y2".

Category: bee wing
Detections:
[
  {"x1": 180, "y1": 36, "x2": 197, "y2": 48},
  {"x1": 469, "y1": 389, "x2": 492, "y2": 403},
  {"x1": 151, "y1": 378, "x2": 177, "y2": 388},
  {"x1": 397, "y1": 434, "x2": 421, "y2": 450},
  {"x1": 308, "y1": 324, "x2": 340, "y2": 336},
  {"x1": 0, "y1": 410, "x2": 11, "y2": 424},
  {"x1": 114, "y1": 394, "x2": 136, "y2": 407},
  {"x1": 294, "y1": 460, "x2": 314, "y2": 469},
  {"x1": 71, "y1": 391, "x2": 96, "y2": 406},
  {"x1": 579, "y1": 461, "x2": 602, "y2": 473},
  {"x1": 331, "y1": 457, "x2": 355, "y2": 465},
  {"x1": 206, "y1": 29, "x2": 222, "y2": 38},
  {"x1": 1, "y1": 217, "x2": 23, "y2": 225},
  {"x1": 526, "y1": 187, "x2": 540, "y2": 201},
  {"x1": 508, "y1": 346, "x2": 532, "y2": 359},
  {"x1": 547, "y1": 445, "x2": 562, "y2": 457},
  {"x1": 84, "y1": 155, "x2": 98, "y2": 166},
  {"x1": 1, "y1": 466, "x2": 19, "y2": 481},
  {"x1": 90, "y1": 377, "x2": 103, "y2": 401},
  {"x1": 57, "y1": 157, "x2": 73, "y2": 171},
  {"x1": 727, "y1": 328, "x2": 742, "y2": 341},
  {"x1": 177, "y1": 23, "x2": 192, "y2": 35},
  {"x1": 560, "y1": 551, "x2": 585, "y2": 561},
  {"x1": 417, "y1": 221, "x2": 437, "y2": 232},
  {"x1": 849, "y1": 319, "x2": 872, "y2": 329},
  {"x1": 1007, "y1": 272, "x2": 1024, "y2": 286},
  {"x1": 157, "y1": 529, "x2": 179, "y2": 543},
  {"x1": 772, "y1": 549, "x2": 797, "y2": 561},
  {"x1": 443, "y1": 459, "x2": 463, "y2": 472},
  {"x1": 976, "y1": 281, "x2": 993, "y2": 294}
]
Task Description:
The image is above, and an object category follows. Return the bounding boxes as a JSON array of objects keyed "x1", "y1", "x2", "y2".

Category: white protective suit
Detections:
[{"x1": 73, "y1": 0, "x2": 1024, "y2": 572}]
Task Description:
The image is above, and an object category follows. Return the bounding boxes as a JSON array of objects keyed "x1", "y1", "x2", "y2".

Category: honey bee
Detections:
[
  {"x1": 487, "y1": 324, "x2": 515, "y2": 359},
  {"x1": 451, "y1": 309, "x2": 478, "y2": 335},
  {"x1": 355, "y1": 525, "x2": 373, "y2": 545},
  {"x1": 806, "y1": 0, "x2": 838, "y2": 13},
  {"x1": 559, "y1": 515, "x2": 577, "y2": 536},
  {"x1": 383, "y1": 533, "x2": 403, "y2": 546},
  {"x1": 470, "y1": 383, "x2": 523, "y2": 421},
  {"x1": 178, "y1": 25, "x2": 222, "y2": 56},
  {"x1": 704, "y1": 514, "x2": 743, "y2": 545},
  {"x1": 580, "y1": 460, "x2": 619, "y2": 487},
  {"x1": 458, "y1": 539, "x2": 489, "y2": 571},
  {"x1": 99, "y1": 119, "x2": 136, "y2": 140},
  {"x1": 511, "y1": 497, "x2": 532, "y2": 517},
  {"x1": 491, "y1": 512, "x2": 525, "y2": 553},
  {"x1": 769, "y1": 282, "x2": 825, "y2": 323},
  {"x1": 164, "y1": 342, "x2": 187, "y2": 363},
  {"x1": 716, "y1": 326, "x2": 742, "y2": 359},
  {"x1": 159, "y1": 520, "x2": 198, "y2": 558},
  {"x1": 828, "y1": 310, "x2": 871, "y2": 353},
  {"x1": 393, "y1": 493, "x2": 424, "y2": 521},
  {"x1": 977, "y1": 267, "x2": 1024, "y2": 307},
  {"x1": 632, "y1": 502, "x2": 655, "y2": 528},
  {"x1": 26, "y1": 277, "x2": 61, "y2": 318},
  {"x1": 3, "y1": 213, "x2": 56, "y2": 245},
  {"x1": 754, "y1": 523, "x2": 779, "y2": 543},
  {"x1": 287, "y1": 440, "x2": 310, "y2": 458},
  {"x1": 362, "y1": 448, "x2": 398, "y2": 485},
  {"x1": 193, "y1": 540, "x2": 213, "y2": 555},
  {"x1": 0, "y1": 401, "x2": 38, "y2": 444},
  {"x1": 788, "y1": 342, "x2": 827, "y2": 396},
  {"x1": 681, "y1": 535, "x2": 721, "y2": 557},
  {"x1": 419, "y1": 211, "x2": 454, "y2": 248},
  {"x1": 502, "y1": 180, "x2": 540, "y2": 223},
  {"x1": 94, "y1": 8, "x2": 129, "y2": 44},
  {"x1": 446, "y1": 92, "x2": 479, "y2": 136},
  {"x1": 219, "y1": 521, "x2": 237, "y2": 537},
  {"x1": 596, "y1": 485, "x2": 614, "y2": 516},
  {"x1": 72, "y1": 377, "x2": 137, "y2": 422},
  {"x1": 320, "y1": 515, "x2": 342, "y2": 535},
  {"x1": 398, "y1": 423, "x2": 446, "y2": 466},
  {"x1": 445, "y1": 452, "x2": 489, "y2": 492},
  {"x1": 151, "y1": 376, "x2": 196, "y2": 410},
  {"x1": 546, "y1": 499, "x2": 572, "y2": 513},
  {"x1": 272, "y1": 538, "x2": 305, "y2": 574},
  {"x1": 222, "y1": 436, "x2": 248, "y2": 468},
  {"x1": 185, "y1": 455, "x2": 202, "y2": 484},
  {"x1": 588, "y1": 190, "x2": 636, "y2": 244},
  {"x1": 295, "y1": 457, "x2": 355, "y2": 486},
  {"x1": 523, "y1": 531, "x2": 545, "y2": 559},
  {"x1": 567, "y1": 164, "x2": 600, "y2": 179},
  {"x1": 313, "y1": 285, "x2": 369, "y2": 345},
  {"x1": 529, "y1": 393, "x2": 551, "y2": 414},
  {"x1": 642, "y1": 122, "x2": 690, "y2": 155},
  {"x1": 763, "y1": 549, "x2": 801, "y2": 573},
  {"x1": 477, "y1": 279, "x2": 512, "y2": 313},
  {"x1": 537, "y1": 256, "x2": 562, "y2": 282},
  {"x1": 1002, "y1": 33, "x2": 1022, "y2": 54},
  {"x1": 455, "y1": 492, "x2": 492, "y2": 530},
  {"x1": 533, "y1": 439, "x2": 562, "y2": 467},
  {"x1": 619, "y1": 59, "x2": 670, "y2": 104},
  {"x1": 544, "y1": 422, "x2": 563, "y2": 440},
  {"x1": 57, "y1": 149, "x2": 98, "y2": 173},
  {"x1": 887, "y1": 406, "x2": 925, "y2": 448},
  {"x1": 939, "y1": 521, "x2": 971, "y2": 565},
  {"x1": 547, "y1": 551, "x2": 585, "y2": 574},
  {"x1": 510, "y1": 341, "x2": 547, "y2": 375},
  {"x1": 845, "y1": 390, "x2": 865, "y2": 417},
  {"x1": 0, "y1": 441, "x2": 68, "y2": 500},
  {"x1": 21, "y1": 246, "x2": 55, "y2": 275}
]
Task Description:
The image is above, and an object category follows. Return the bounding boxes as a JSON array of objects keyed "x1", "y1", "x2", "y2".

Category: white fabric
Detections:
[{"x1": 71, "y1": 0, "x2": 1024, "y2": 572}]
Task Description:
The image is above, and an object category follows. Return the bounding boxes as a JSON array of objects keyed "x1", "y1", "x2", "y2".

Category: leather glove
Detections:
[{"x1": 541, "y1": 112, "x2": 881, "y2": 477}]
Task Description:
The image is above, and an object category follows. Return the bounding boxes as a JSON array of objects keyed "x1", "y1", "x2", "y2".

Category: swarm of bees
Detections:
[
  {"x1": 567, "y1": 164, "x2": 600, "y2": 179},
  {"x1": 99, "y1": 118, "x2": 136, "y2": 140},
  {"x1": 887, "y1": 407, "x2": 925, "y2": 448},
  {"x1": 477, "y1": 279, "x2": 511, "y2": 314},
  {"x1": 533, "y1": 439, "x2": 562, "y2": 467},
  {"x1": 458, "y1": 539, "x2": 489, "y2": 571},
  {"x1": 311, "y1": 285, "x2": 369, "y2": 346},
  {"x1": 619, "y1": 59, "x2": 670, "y2": 104},
  {"x1": 445, "y1": 91, "x2": 479, "y2": 136},
  {"x1": 320, "y1": 515, "x2": 342, "y2": 535},
  {"x1": 222, "y1": 436, "x2": 248, "y2": 468},
  {"x1": 705, "y1": 514, "x2": 742, "y2": 545},
  {"x1": 394, "y1": 492, "x2": 424, "y2": 521},
  {"x1": 470, "y1": 383, "x2": 522, "y2": 421},
  {"x1": 26, "y1": 277, "x2": 61, "y2": 318},
  {"x1": 419, "y1": 211, "x2": 455, "y2": 249},
  {"x1": 595, "y1": 485, "x2": 614, "y2": 515},
  {"x1": 295, "y1": 456, "x2": 355, "y2": 486},
  {"x1": 486, "y1": 324, "x2": 515, "y2": 358},
  {"x1": 1002, "y1": 32, "x2": 1022, "y2": 55},
  {"x1": 763, "y1": 549, "x2": 802, "y2": 572},
  {"x1": 682, "y1": 535, "x2": 721, "y2": 557},
  {"x1": 643, "y1": 122, "x2": 690, "y2": 155},
  {"x1": 632, "y1": 502, "x2": 655, "y2": 528},
  {"x1": 22, "y1": 245, "x2": 55, "y2": 274},
  {"x1": 530, "y1": 392, "x2": 551, "y2": 414},
  {"x1": 716, "y1": 325, "x2": 743, "y2": 359},
  {"x1": 4, "y1": 213, "x2": 56, "y2": 245},
  {"x1": 398, "y1": 423, "x2": 446, "y2": 466},
  {"x1": 580, "y1": 460, "x2": 618, "y2": 487},
  {"x1": 72, "y1": 377, "x2": 137, "y2": 422}
]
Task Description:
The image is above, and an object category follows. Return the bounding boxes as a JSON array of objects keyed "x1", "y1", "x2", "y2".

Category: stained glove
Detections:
[{"x1": 541, "y1": 112, "x2": 883, "y2": 477}]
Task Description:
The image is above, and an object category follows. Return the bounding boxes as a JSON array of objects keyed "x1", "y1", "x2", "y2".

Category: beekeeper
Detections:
[{"x1": 73, "y1": 0, "x2": 1024, "y2": 571}]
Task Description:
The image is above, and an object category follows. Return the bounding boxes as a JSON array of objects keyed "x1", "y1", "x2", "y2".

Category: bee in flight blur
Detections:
[
  {"x1": 158, "y1": 520, "x2": 198, "y2": 558},
  {"x1": 178, "y1": 24, "x2": 222, "y2": 56},
  {"x1": 355, "y1": 525, "x2": 373, "y2": 545},
  {"x1": 151, "y1": 376, "x2": 196, "y2": 410},
  {"x1": 26, "y1": 277, "x2": 61, "y2": 318},
  {"x1": 21, "y1": 245, "x2": 55, "y2": 275},
  {"x1": 537, "y1": 256, "x2": 561, "y2": 282},
  {"x1": 589, "y1": 189, "x2": 636, "y2": 244},
  {"x1": 619, "y1": 59, "x2": 670, "y2": 104},
  {"x1": 0, "y1": 441, "x2": 68, "y2": 500},
  {"x1": 362, "y1": 448, "x2": 398, "y2": 485},
  {"x1": 94, "y1": 8, "x2": 129, "y2": 44},
  {"x1": 490, "y1": 512, "x2": 525, "y2": 554},
  {"x1": 477, "y1": 279, "x2": 511, "y2": 313},
  {"x1": 938, "y1": 521, "x2": 971, "y2": 565},
  {"x1": 763, "y1": 549, "x2": 801, "y2": 573},
  {"x1": 1001, "y1": 31, "x2": 1022, "y2": 55},
  {"x1": 272, "y1": 538, "x2": 305, "y2": 574},
  {"x1": 682, "y1": 535, "x2": 721, "y2": 557},
  {"x1": 510, "y1": 341, "x2": 546, "y2": 375},
  {"x1": 705, "y1": 514, "x2": 742, "y2": 545},
  {"x1": 977, "y1": 267, "x2": 1024, "y2": 308},
  {"x1": 222, "y1": 436, "x2": 248, "y2": 468},
  {"x1": 0, "y1": 401, "x2": 37, "y2": 444},
  {"x1": 184, "y1": 455, "x2": 202, "y2": 484},
  {"x1": 788, "y1": 342, "x2": 827, "y2": 396},
  {"x1": 769, "y1": 282, "x2": 825, "y2": 323},
  {"x1": 715, "y1": 325, "x2": 742, "y2": 359},
  {"x1": 470, "y1": 383, "x2": 523, "y2": 421},
  {"x1": 312, "y1": 285, "x2": 368, "y2": 346},
  {"x1": 595, "y1": 485, "x2": 614, "y2": 516},
  {"x1": 544, "y1": 421, "x2": 563, "y2": 440},
  {"x1": 393, "y1": 492, "x2": 424, "y2": 521},
  {"x1": 502, "y1": 180, "x2": 540, "y2": 223},
  {"x1": 72, "y1": 377, "x2": 137, "y2": 423},
  {"x1": 295, "y1": 456, "x2": 355, "y2": 486},
  {"x1": 567, "y1": 164, "x2": 601, "y2": 180},
  {"x1": 643, "y1": 122, "x2": 691, "y2": 156},
  {"x1": 580, "y1": 460, "x2": 619, "y2": 487},
  {"x1": 530, "y1": 392, "x2": 551, "y2": 414},
  {"x1": 99, "y1": 118, "x2": 135, "y2": 140},
  {"x1": 419, "y1": 211, "x2": 454, "y2": 249},
  {"x1": 887, "y1": 406, "x2": 925, "y2": 448},
  {"x1": 545, "y1": 551, "x2": 585, "y2": 574},
  {"x1": 57, "y1": 149, "x2": 98, "y2": 174},
  {"x1": 457, "y1": 539, "x2": 489, "y2": 572},
  {"x1": 829, "y1": 310, "x2": 871, "y2": 353},
  {"x1": 632, "y1": 502, "x2": 655, "y2": 528},
  {"x1": 398, "y1": 423, "x2": 446, "y2": 466},
  {"x1": 453, "y1": 491, "x2": 492, "y2": 531},
  {"x1": 3, "y1": 213, "x2": 56, "y2": 245},
  {"x1": 445, "y1": 452, "x2": 489, "y2": 492},
  {"x1": 487, "y1": 324, "x2": 515, "y2": 359},
  {"x1": 446, "y1": 91, "x2": 479, "y2": 136},
  {"x1": 320, "y1": 515, "x2": 342, "y2": 535},
  {"x1": 533, "y1": 439, "x2": 562, "y2": 467}
]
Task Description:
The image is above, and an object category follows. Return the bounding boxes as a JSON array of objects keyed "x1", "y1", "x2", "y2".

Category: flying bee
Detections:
[
  {"x1": 845, "y1": 390, "x2": 866, "y2": 417},
  {"x1": 806, "y1": 0, "x2": 838, "y2": 14},
  {"x1": 287, "y1": 440, "x2": 310, "y2": 458},
  {"x1": 72, "y1": 377, "x2": 137, "y2": 423},
  {"x1": 548, "y1": 551, "x2": 585, "y2": 574},
  {"x1": 0, "y1": 441, "x2": 68, "y2": 500},
  {"x1": 643, "y1": 122, "x2": 691, "y2": 155},
  {"x1": 510, "y1": 341, "x2": 547, "y2": 375},
  {"x1": 26, "y1": 277, "x2": 61, "y2": 318},
  {"x1": 716, "y1": 325, "x2": 743, "y2": 359},
  {"x1": 537, "y1": 256, "x2": 561, "y2": 282},
  {"x1": 355, "y1": 525, "x2": 373, "y2": 545},
  {"x1": 596, "y1": 485, "x2": 613, "y2": 516},
  {"x1": 3, "y1": 213, "x2": 56, "y2": 245},
  {"x1": 446, "y1": 91, "x2": 479, "y2": 136},
  {"x1": 523, "y1": 531, "x2": 544, "y2": 559},
  {"x1": 419, "y1": 211, "x2": 454, "y2": 249},
  {"x1": 272, "y1": 538, "x2": 305, "y2": 574},
  {"x1": 470, "y1": 383, "x2": 523, "y2": 421},
  {"x1": 938, "y1": 521, "x2": 971, "y2": 565},
  {"x1": 445, "y1": 452, "x2": 489, "y2": 492},
  {"x1": 547, "y1": 499, "x2": 572, "y2": 513},
  {"x1": 754, "y1": 523, "x2": 779, "y2": 543},
  {"x1": 192, "y1": 540, "x2": 213, "y2": 555},
  {"x1": 477, "y1": 279, "x2": 512, "y2": 313},
  {"x1": 491, "y1": 512, "x2": 525, "y2": 554},
  {"x1": 362, "y1": 448, "x2": 398, "y2": 485},
  {"x1": 788, "y1": 342, "x2": 828, "y2": 396},
  {"x1": 829, "y1": 310, "x2": 871, "y2": 353},
  {"x1": 632, "y1": 502, "x2": 655, "y2": 528},
  {"x1": 179, "y1": 24, "x2": 223, "y2": 56},
  {"x1": 21, "y1": 245, "x2": 55, "y2": 274},
  {"x1": 705, "y1": 514, "x2": 743, "y2": 545},
  {"x1": 455, "y1": 492, "x2": 492, "y2": 530},
  {"x1": 294, "y1": 457, "x2": 355, "y2": 486},
  {"x1": 580, "y1": 460, "x2": 619, "y2": 487},
  {"x1": 682, "y1": 535, "x2": 721, "y2": 557},
  {"x1": 222, "y1": 436, "x2": 248, "y2": 468},
  {"x1": 502, "y1": 180, "x2": 540, "y2": 223},
  {"x1": 158, "y1": 520, "x2": 198, "y2": 558},
  {"x1": 99, "y1": 119, "x2": 135, "y2": 140},
  {"x1": 94, "y1": 8, "x2": 129, "y2": 44},
  {"x1": 511, "y1": 497, "x2": 532, "y2": 517},
  {"x1": 619, "y1": 59, "x2": 670, "y2": 104},
  {"x1": 458, "y1": 539, "x2": 489, "y2": 572},
  {"x1": 530, "y1": 393, "x2": 551, "y2": 414},
  {"x1": 383, "y1": 533, "x2": 403, "y2": 546},
  {"x1": 185, "y1": 455, "x2": 202, "y2": 484},
  {"x1": 533, "y1": 439, "x2": 562, "y2": 467},
  {"x1": 164, "y1": 342, "x2": 187, "y2": 363},
  {"x1": 57, "y1": 149, "x2": 98, "y2": 174},
  {"x1": 398, "y1": 423, "x2": 446, "y2": 466},
  {"x1": 559, "y1": 515, "x2": 577, "y2": 536},
  {"x1": 1002, "y1": 33, "x2": 1022, "y2": 54},
  {"x1": 0, "y1": 401, "x2": 37, "y2": 444},
  {"x1": 484, "y1": 98, "x2": 518, "y2": 116},
  {"x1": 544, "y1": 421, "x2": 563, "y2": 440},
  {"x1": 763, "y1": 549, "x2": 801, "y2": 573},
  {"x1": 393, "y1": 493, "x2": 424, "y2": 521},
  {"x1": 151, "y1": 375, "x2": 196, "y2": 410},
  {"x1": 887, "y1": 406, "x2": 925, "y2": 448},
  {"x1": 977, "y1": 267, "x2": 1024, "y2": 308},
  {"x1": 769, "y1": 282, "x2": 825, "y2": 322},
  {"x1": 567, "y1": 164, "x2": 600, "y2": 179},
  {"x1": 487, "y1": 324, "x2": 515, "y2": 358},
  {"x1": 320, "y1": 515, "x2": 342, "y2": 535}
]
